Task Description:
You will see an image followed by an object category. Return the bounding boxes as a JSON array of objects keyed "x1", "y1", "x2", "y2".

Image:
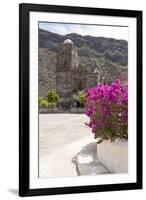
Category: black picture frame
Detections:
[{"x1": 19, "y1": 3, "x2": 143, "y2": 197}]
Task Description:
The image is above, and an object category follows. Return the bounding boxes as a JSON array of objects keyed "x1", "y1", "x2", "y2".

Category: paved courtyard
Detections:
[{"x1": 39, "y1": 113, "x2": 96, "y2": 178}]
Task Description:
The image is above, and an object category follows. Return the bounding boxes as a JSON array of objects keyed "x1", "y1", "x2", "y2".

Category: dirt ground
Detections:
[{"x1": 39, "y1": 113, "x2": 95, "y2": 178}]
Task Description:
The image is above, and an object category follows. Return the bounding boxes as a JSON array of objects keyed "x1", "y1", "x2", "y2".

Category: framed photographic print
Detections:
[{"x1": 19, "y1": 3, "x2": 143, "y2": 197}]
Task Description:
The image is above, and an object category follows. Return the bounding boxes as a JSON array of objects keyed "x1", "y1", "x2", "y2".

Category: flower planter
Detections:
[{"x1": 97, "y1": 139, "x2": 128, "y2": 173}]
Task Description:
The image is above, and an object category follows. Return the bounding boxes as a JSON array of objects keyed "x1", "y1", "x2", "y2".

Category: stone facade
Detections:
[{"x1": 56, "y1": 39, "x2": 99, "y2": 109}]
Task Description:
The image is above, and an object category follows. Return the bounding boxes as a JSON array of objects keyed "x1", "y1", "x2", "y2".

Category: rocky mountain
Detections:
[{"x1": 38, "y1": 28, "x2": 128, "y2": 97}]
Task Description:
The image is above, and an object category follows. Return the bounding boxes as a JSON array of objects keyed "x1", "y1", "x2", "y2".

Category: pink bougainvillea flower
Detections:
[{"x1": 86, "y1": 79, "x2": 128, "y2": 141}]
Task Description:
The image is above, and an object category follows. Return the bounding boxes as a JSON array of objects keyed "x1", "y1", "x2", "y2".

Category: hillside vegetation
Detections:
[{"x1": 39, "y1": 28, "x2": 128, "y2": 97}]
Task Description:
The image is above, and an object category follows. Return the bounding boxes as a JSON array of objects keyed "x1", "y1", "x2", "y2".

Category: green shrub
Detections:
[
  {"x1": 74, "y1": 91, "x2": 86, "y2": 107},
  {"x1": 39, "y1": 99, "x2": 49, "y2": 108},
  {"x1": 48, "y1": 102, "x2": 57, "y2": 108},
  {"x1": 78, "y1": 93, "x2": 86, "y2": 107},
  {"x1": 48, "y1": 90, "x2": 59, "y2": 104},
  {"x1": 38, "y1": 90, "x2": 59, "y2": 109},
  {"x1": 39, "y1": 96, "x2": 46, "y2": 104}
]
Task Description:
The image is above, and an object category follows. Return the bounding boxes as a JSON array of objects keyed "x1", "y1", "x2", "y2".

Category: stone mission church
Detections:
[{"x1": 56, "y1": 39, "x2": 100, "y2": 109}]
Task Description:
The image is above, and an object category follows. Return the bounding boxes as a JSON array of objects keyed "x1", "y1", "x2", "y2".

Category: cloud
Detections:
[{"x1": 39, "y1": 22, "x2": 128, "y2": 41}]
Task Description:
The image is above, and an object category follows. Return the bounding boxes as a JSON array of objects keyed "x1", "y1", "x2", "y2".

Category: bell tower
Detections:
[{"x1": 56, "y1": 39, "x2": 79, "y2": 109}]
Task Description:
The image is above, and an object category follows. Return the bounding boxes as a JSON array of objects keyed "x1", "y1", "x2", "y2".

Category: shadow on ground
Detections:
[
  {"x1": 72, "y1": 142, "x2": 110, "y2": 176},
  {"x1": 8, "y1": 189, "x2": 18, "y2": 196}
]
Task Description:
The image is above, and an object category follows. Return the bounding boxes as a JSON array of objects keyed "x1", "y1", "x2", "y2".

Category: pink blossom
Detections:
[{"x1": 86, "y1": 79, "x2": 128, "y2": 140}]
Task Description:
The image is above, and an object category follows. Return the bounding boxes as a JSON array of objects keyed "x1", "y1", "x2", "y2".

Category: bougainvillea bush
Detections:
[{"x1": 86, "y1": 80, "x2": 128, "y2": 142}]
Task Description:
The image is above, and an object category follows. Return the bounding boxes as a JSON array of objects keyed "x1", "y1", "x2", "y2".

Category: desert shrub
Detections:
[
  {"x1": 74, "y1": 91, "x2": 86, "y2": 107},
  {"x1": 39, "y1": 96, "x2": 46, "y2": 104},
  {"x1": 47, "y1": 90, "x2": 59, "y2": 105},
  {"x1": 39, "y1": 99, "x2": 49, "y2": 108},
  {"x1": 86, "y1": 79, "x2": 128, "y2": 142},
  {"x1": 78, "y1": 92, "x2": 86, "y2": 107},
  {"x1": 38, "y1": 90, "x2": 59, "y2": 109},
  {"x1": 48, "y1": 102, "x2": 57, "y2": 108}
]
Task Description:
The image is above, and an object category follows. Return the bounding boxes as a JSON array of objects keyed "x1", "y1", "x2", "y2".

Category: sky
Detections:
[{"x1": 39, "y1": 22, "x2": 128, "y2": 41}]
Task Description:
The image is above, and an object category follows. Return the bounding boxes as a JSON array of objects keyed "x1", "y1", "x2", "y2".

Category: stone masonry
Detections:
[{"x1": 56, "y1": 39, "x2": 99, "y2": 109}]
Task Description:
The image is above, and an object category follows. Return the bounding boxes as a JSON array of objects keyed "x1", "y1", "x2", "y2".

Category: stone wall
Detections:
[
  {"x1": 86, "y1": 73, "x2": 99, "y2": 88},
  {"x1": 39, "y1": 107, "x2": 86, "y2": 114},
  {"x1": 39, "y1": 40, "x2": 100, "y2": 110},
  {"x1": 56, "y1": 42, "x2": 79, "y2": 109}
]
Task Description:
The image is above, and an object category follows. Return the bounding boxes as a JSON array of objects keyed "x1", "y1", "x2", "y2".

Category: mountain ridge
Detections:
[{"x1": 38, "y1": 28, "x2": 128, "y2": 97}]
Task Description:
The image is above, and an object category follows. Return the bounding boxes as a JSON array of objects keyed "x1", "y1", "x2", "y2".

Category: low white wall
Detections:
[{"x1": 97, "y1": 139, "x2": 128, "y2": 173}]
